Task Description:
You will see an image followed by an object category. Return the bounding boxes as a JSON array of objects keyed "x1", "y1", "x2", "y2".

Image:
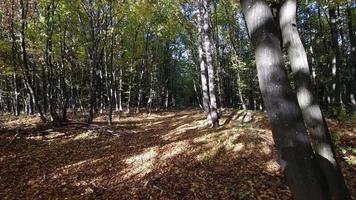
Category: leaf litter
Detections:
[{"x1": 0, "y1": 109, "x2": 355, "y2": 199}]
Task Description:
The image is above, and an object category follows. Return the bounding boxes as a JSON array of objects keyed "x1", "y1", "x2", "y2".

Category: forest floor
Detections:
[{"x1": 0, "y1": 109, "x2": 355, "y2": 200}]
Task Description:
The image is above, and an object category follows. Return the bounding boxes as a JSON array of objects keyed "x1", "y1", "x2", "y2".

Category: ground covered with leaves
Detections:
[{"x1": 0, "y1": 109, "x2": 355, "y2": 199}]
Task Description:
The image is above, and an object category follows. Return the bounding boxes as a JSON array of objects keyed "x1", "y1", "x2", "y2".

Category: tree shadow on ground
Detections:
[{"x1": 0, "y1": 109, "x2": 354, "y2": 199}]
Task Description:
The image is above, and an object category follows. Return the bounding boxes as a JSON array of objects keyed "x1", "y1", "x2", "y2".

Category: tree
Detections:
[
  {"x1": 197, "y1": 0, "x2": 219, "y2": 127},
  {"x1": 240, "y1": 0, "x2": 329, "y2": 198},
  {"x1": 19, "y1": 0, "x2": 47, "y2": 122},
  {"x1": 346, "y1": 2, "x2": 356, "y2": 106},
  {"x1": 279, "y1": 0, "x2": 350, "y2": 198}
]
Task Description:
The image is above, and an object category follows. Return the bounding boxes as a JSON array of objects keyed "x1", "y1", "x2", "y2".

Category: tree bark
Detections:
[
  {"x1": 213, "y1": 1, "x2": 224, "y2": 110},
  {"x1": 329, "y1": 8, "x2": 342, "y2": 107},
  {"x1": 279, "y1": 1, "x2": 350, "y2": 199},
  {"x1": 45, "y1": 1, "x2": 60, "y2": 122},
  {"x1": 118, "y1": 67, "x2": 123, "y2": 111},
  {"x1": 60, "y1": 16, "x2": 69, "y2": 121},
  {"x1": 126, "y1": 31, "x2": 138, "y2": 113},
  {"x1": 108, "y1": 47, "x2": 114, "y2": 125},
  {"x1": 197, "y1": 2, "x2": 212, "y2": 124},
  {"x1": 136, "y1": 31, "x2": 149, "y2": 113},
  {"x1": 147, "y1": 45, "x2": 157, "y2": 114},
  {"x1": 19, "y1": 0, "x2": 46, "y2": 122},
  {"x1": 241, "y1": 0, "x2": 329, "y2": 199},
  {"x1": 86, "y1": 2, "x2": 100, "y2": 123},
  {"x1": 108, "y1": 2, "x2": 115, "y2": 125},
  {"x1": 225, "y1": 4, "x2": 247, "y2": 111},
  {"x1": 201, "y1": 0, "x2": 219, "y2": 127},
  {"x1": 346, "y1": 4, "x2": 356, "y2": 106},
  {"x1": 10, "y1": 0, "x2": 20, "y2": 116}
]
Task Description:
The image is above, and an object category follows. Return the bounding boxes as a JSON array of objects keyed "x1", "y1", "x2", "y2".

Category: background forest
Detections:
[
  {"x1": 0, "y1": 0, "x2": 355, "y2": 199},
  {"x1": 0, "y1": 0, "x2": 354, "y2": 121}
]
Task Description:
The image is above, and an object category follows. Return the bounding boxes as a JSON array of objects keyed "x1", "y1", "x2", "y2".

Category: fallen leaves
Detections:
[{"x1": 0, "y1": 109, "x2": 354, "y2": 199}]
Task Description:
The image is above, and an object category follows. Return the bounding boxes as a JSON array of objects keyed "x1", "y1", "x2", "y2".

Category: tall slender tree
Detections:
[
  {"x1": 240, "y1": 0, "x2": 329, "y2": 198},
  {"x1": 197, "y1": 3, "x2": 212, "y2": 124},
  {"x1": 279, "y1": 0, "x2": 350, "y2": 199},
  {"x1": 19, "y1": 0, "x2": 47, "y2": 122},
  {"x1": 197, "y1": 0, "x2": 219, "y2": 127}
]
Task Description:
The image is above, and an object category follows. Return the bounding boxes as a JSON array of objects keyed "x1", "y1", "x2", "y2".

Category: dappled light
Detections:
[
  {"x1": 1, "y1": 109, "x2": 354, "y2": 199},
  {"x1": 72, "y1": 131, "x2": 100, "y2": 141},
  {"x1": 0, "y1": 0, "x2": 355, "y2": 198},
  {"x1": 122, "y1": 147, "x2": 158, "y2": 180}
]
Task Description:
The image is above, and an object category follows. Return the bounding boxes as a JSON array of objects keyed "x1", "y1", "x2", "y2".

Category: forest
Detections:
[{"x1": 0, "y1": 0, "x2": 355, "y2": 199}]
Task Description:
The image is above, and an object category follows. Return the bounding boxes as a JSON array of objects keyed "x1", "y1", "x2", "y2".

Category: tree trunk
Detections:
[
  {"x1": 127, "y1": 68, "x2": 132, "y2": 113},
  {"x1": 235, "y1": 58, "x2": 247, "y2": 111},
  {"x1": 280, "y1": 1, "x2": 350, "y2": 199},
  {"x1": 107, "y1": 2, "x2": 115, "y2": 126},
  {"x1": 347, "y1": 4, "x2": 356, "y2": 106},
  {"x1": 87, "y1": 4, "x2": 99, "y2": 123},
  {"x1": 10, "y1": 1, "x2": 20, "y2": 116},
  {"x1": 147, "y1": 46, "x2": 157, "y2": 114},
  {"x1": 147, "y1": 69, "x2": 155, "y2": 114},
  {"x1": 118, "y1": 67, "x2": 123, "y2": 111},
  {"x1": 127, "y1": 31, "x2": 138, "y2": 113},
  {"x1": 241, "y1": 0, "x2": 329, "y2": 199},
  {"x1": 20, "y1": 0, "x2": 46, "y2": 122},
  {"x1": 87, "y1": 55, "x2": 96, "y2": 123},
  {"x1": 108, "y1": 46, "x2": 114, "y2": 125},
  {"x1": 136, "y1": 68, "x2": 144, "y2": 113},
  {"x1": 197, "y1": 2, "x2": 212, "y2": 124},
  {"x1": 213, "y1": 2, "x2": 224, "y2": 110},
  {"x1": 60, "y1": 17, "x2": 69, "y2": 121},
  {"x1": 165, "y1": 87, "x2": 169, "y2": 110},
  {"x1": 193, "y1": 78, "x2": 203, "y2": 109},
  {"x1": 136, "y1": 32, "x2": 149, "y2": 113},
  {"x1": 201, "y1": 0, "x2": 219, "y2": 127},
  {"x1": 45, "y1": 1, "x2": 59, "y2": 122},
  {"x1": 224, "y1": 4, "x2": 247, "y2": 111},
  {"x1": 329, "y1": 8, "x2": 342, "y2": 107}
]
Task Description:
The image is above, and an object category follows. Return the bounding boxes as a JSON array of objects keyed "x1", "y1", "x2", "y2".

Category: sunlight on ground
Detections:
[
  {"x1": 27, "y1": 131, "x2": 66, "y2": 141},
  {"x1": 161, "y1": 119, "x2": 206, "y2": 141},
  {"x1": 1, "y1": 109, "x2": 354, "y2": 199},
  {"x1": 26, "y1": 157, "x2": 110, "y2": 191},
  {"x1": 2, "y1": 116, "x2": 41, "y2": 130},
  {"x1": 2, "y1": 110, "x2": 277, "y2": 184},
  {"x1": 73, "y1": 131, "x2": 100, "y2": 141},
  {"x1": 122, "y1": 147, "x2": 159, "y2": 179},
  {"x1": 120, "y1": 140, "x2": 191, "y2": 180},
  {"x1": 160, "y1": 140, "x2": 190, "y2": 160},
  {"x1": 264, "y1": 160, "x2": 280, "y2": 173},
  {"x1": 47, "y1": 156, "x2": 113, "y2": 183}
]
